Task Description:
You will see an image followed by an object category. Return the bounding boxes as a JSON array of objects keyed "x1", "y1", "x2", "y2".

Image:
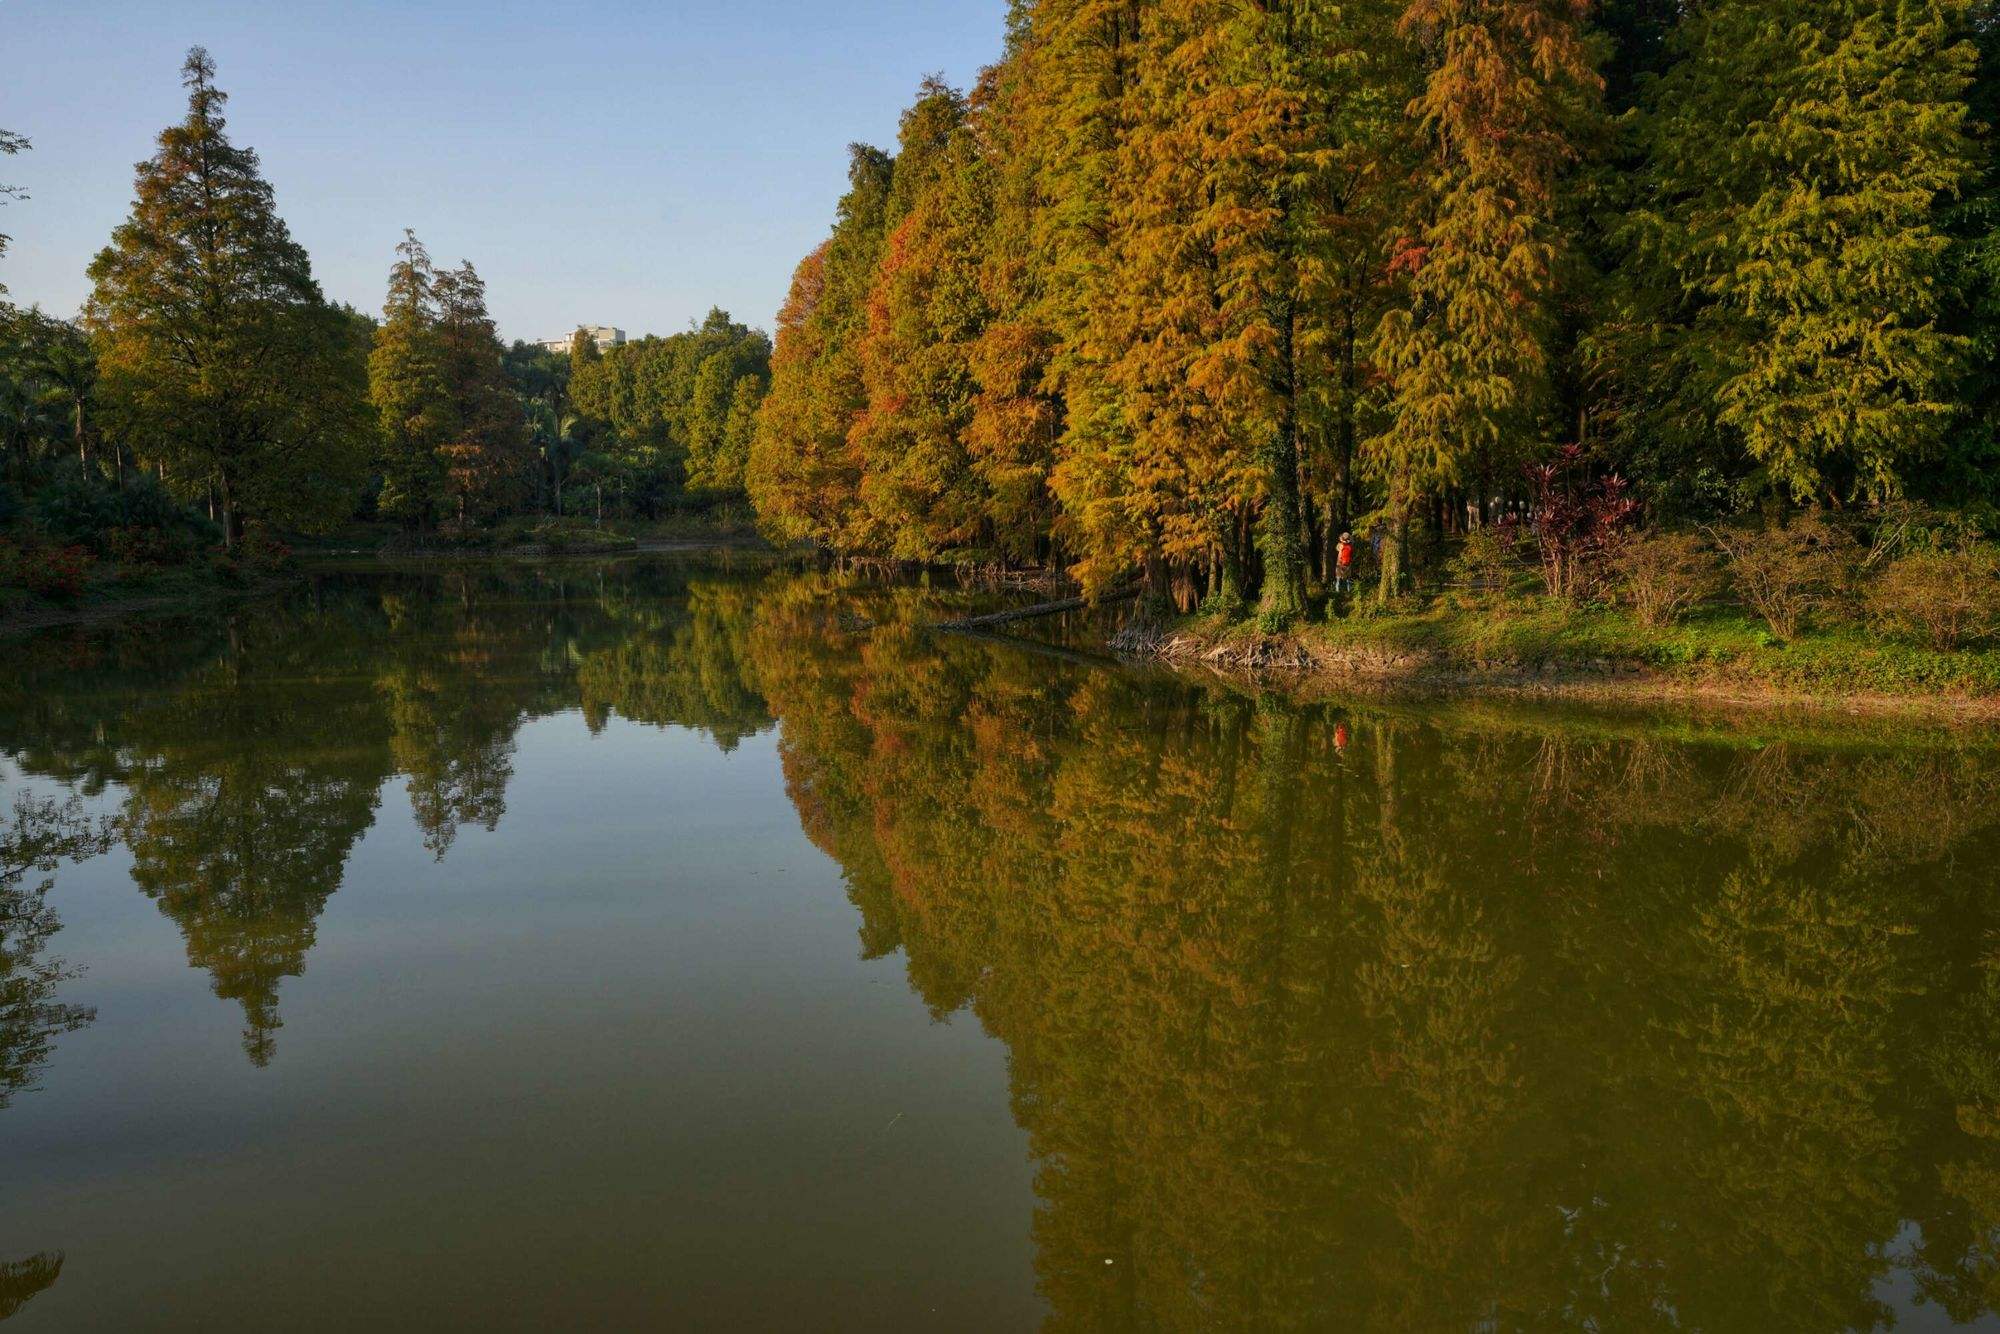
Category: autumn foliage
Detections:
[{"x1": 750, "y1": 0, "x2": 1998, "y2": 611}]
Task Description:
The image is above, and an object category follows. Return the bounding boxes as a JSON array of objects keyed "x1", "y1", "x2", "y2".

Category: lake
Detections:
[{"x1": 3, "y1": 556, "x2": 1999, "y2": 1331}]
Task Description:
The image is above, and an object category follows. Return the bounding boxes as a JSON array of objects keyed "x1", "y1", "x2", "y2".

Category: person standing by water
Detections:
[{"x1": 1334, "y1": 532, "x2": 1356, "y2": 594}]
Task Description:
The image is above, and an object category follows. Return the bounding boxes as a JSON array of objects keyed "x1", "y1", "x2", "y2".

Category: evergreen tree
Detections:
[
  {"x1": 86, "y1": 49, "x2": 369, "y2": 545},
  {"x1": 434, "y1": 260, "x2": 528, "y2": 522},
  {"x1": 1365, "y1": 0, "x2": 1600, "y2": 597},
  {"x1": 683, "y1": 312, "x2": 771, "y2": 495},
  {"x1": 1640, "y1": 0, "x2": 1980, "y2": 503},
  {"x1": 368, "y1": 230, "x2": 452, "y2": 528},
  {"x1": 748, "y1": 146, "x2": 895, "y2": 546}
]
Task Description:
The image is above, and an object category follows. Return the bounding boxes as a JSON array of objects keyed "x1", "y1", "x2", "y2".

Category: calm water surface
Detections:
[{"x1": 3, "y1": 557, "x2": 2000, "y2": 1331}]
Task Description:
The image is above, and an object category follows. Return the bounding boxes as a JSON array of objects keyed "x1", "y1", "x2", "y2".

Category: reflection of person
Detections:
[
  {"x1": 1335, "y1": 532, "x2": 1355, "y2": 594},
  {"x1": 1334, "y1": 722, "x2": 1350, "y2": 755}
]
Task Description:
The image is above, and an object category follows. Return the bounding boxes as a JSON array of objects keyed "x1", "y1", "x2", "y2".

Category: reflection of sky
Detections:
[
  {"x1": 1880, "y1": 1221, "x2": 2000, "y2": 1332},
  {"x1": 0, "y1": 716, "x2": 1040, "y2": 1329}
]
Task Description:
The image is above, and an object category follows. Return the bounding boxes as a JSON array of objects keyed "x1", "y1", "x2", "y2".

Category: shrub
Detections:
[
  {"x1": 1709, "y1": 512, "x2": 1856, "y2": 641},
  {"x1": 30, "y1": 474, "x2": 120, "y2": 547},
  {"x1": 0, "y1": 541, "x2": 93, "y2": 600},
  {"x1": 239, "y1": 523, "x2": 295, "y2": 570},
  {"x1": 29, "y1": 472, "x2": 215, "y2": 560},
  {"x1": 1450, "y1": 522, "x2": 1526, "y2": 596},
  {"x1": 1860, "y1": 499, "x2": 1988, "y2": 568},
  {"x1": 102, "y1": 525, "x2": 191, "y2": 566},
  {"x1": 1526, "y1": 445, "x2": 1637, "y2": 601},
  {"x1": 1606, "y1": 531, "x2": 1724, "y2": 628},
  {"x1": 1867, "y1": 545, "x2": 2000, "y2": 651},
  {"x1": 1198, "y1": 589, "x2": 1246, "y2": 620}
]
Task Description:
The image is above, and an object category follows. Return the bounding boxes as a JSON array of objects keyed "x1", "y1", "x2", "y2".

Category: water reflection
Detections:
[
  {"x1": 0, "y1": 1251, "x2": 63, "y2": 1322},
  {"x1": 1, "y1": 563, "x2": 779, "y2": 1067},
  {"x1": 756, "y1": 582, "x2": 2000, "y2": 1331},
  {"x1": 0, "y1": 792, "x2": 105, "y2": 1107},
  {"x1": 3, "y1": 558, "x2": 2000, "y2": 1328}
]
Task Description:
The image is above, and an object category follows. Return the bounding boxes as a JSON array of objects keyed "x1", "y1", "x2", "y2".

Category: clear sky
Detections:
[{"x1": 1, "y1": 0, "x2": 1006, "y2": 342}]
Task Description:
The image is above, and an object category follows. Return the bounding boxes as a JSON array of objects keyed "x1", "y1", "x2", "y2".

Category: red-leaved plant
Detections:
[{"x1": 1526, "y1": 445, "x2": 1637, "y2": 601}]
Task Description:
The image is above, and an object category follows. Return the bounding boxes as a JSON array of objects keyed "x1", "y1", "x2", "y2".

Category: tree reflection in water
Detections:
[
  {"x1": 754, "y1": 576, "x2": 2000, "y2": 1332},
  {"x1": 0, "y1": 790, "x2": 108, "y2": 1324},
  {"x1": 1, "y1": 558, "x2": 1998, "y2": 1328}
]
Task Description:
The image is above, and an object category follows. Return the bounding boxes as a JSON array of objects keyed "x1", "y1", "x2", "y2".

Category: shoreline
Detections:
[
  {"x1": 0, "y1": 572, "x2": 302, "y2": 637},
  {"x1": 1116, "y1": 618, "x2": 2000, "y2": 725}
]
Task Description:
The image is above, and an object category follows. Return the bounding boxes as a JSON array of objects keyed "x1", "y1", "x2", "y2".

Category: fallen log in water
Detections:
[{"x1": 931, "y1": 585, "x2": 1139, "y2": 633}]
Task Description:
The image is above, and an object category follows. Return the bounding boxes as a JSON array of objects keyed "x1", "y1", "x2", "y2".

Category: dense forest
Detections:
[
  {"x1": 7, "y1": 12, "x2": 2000, "y2": 646},
  {"x1": 749, "y1": 0, "x2": 2000, "y2": 617},
  {"x1": 0, "y1": 48, "x2": 767, "y2": 593}
]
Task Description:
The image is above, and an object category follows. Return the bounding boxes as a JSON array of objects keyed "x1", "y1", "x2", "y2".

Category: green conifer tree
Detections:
[
  {"x1": 1641, "y1": 0, "x2": 1980, "y2": 502},
  {"x1": 368, "y1": 230, "x2": 452, "y2": 528},
  {"x1": 1365, "y1": 0, "x2": 1600, "y2": 598},
  {"x1": 87, "y1": 49, "x2": 369, "y2": 545}
]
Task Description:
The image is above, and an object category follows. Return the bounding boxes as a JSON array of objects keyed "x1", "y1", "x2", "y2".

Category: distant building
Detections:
[{"x1": 537, "y1": 325, "x2": 625, "y2": 356}]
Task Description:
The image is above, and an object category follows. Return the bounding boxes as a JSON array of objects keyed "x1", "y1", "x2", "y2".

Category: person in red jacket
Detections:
[{"x1": 1334, "y1": 531, "x2": 1355, "y2": 594}]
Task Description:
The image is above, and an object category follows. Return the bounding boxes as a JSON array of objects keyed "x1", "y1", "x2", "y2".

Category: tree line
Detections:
[
  {"x1": 747, "y1": 0, "x2": 2000, "y2": 616},
  {"x1": 0, "y1": 49, "x2": 769, "y2": 567}
]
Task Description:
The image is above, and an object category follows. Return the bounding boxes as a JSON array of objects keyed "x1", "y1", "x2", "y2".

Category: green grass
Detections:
[{"x1": 1182, "y1": 595, "x2": 2000, "y2": 699}]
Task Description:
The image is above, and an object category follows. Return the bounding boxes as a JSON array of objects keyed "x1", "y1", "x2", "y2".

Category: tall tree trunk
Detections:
[
  {"x1": 218, "y1": 470, "x2": 241, "y2": 550},
  {"x1": 1256, "y1": 297, "x2": 1308, "y2": 625},
  {"x1": 1377, "y1": 464, "x2": 1410, "y2": 605},
  {"x1": 1336, "y1": 309, "x2": 1357, "y2": 534},
  {"x1": 1219, "y1": 521, "x2": 1247, "y2": 612}
]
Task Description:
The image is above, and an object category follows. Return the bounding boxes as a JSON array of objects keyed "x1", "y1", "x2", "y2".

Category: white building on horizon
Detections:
[{"x1": 537, "y1": 325, "x2": 626, "y2": 356}]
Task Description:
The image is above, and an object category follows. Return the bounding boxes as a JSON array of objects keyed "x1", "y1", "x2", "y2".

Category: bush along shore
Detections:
[
  {"x1": 1107, "y1": 503, "x2": 2000, "y2": 716},
  {"x1": 295, "y1": 516, "x2": 641, "y2": 559},
  {"x1": 0, "y1": 467, "x2": 306, "y2": 633}
]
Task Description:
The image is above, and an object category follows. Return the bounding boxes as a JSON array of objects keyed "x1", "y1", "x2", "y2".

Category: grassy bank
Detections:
[{"x1": 1140, "y1": 598, "x2": 2000, "y2": 708}]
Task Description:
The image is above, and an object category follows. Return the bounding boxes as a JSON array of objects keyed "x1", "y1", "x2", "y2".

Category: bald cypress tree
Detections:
[
  {"x1": 852, "y1": 80, "x2": 995, "y2": 559},
  {"x1": 433, "y1": 260, "x2": 527, "y2": 523},
  {"x1": 748, "y1": 146, "x2": 895, "y2": 548},
  {"x1": 1365, "y1": 0, "x2": 1600, "y2": 598},
  {"x1": 87, "y1": 48, "x2": 369, "y2": 545},
  {"x1": 368, "y1": 230, "x2": 452, "y2": 528},
  {"x1": 967, "y1": 24, "x2": 1067, "y2": 565},
  {"x1": 1640, "y1": 0, "x2": 1979, "y2": 503},
  {"x1": 1033, "y1": 0, "x2": 1162, "y2": 596}
]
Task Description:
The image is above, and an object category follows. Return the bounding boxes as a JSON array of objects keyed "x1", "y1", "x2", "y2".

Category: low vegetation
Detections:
[{"x1": 1163, "y1": 504, "x2": 2000, "y2": 702}]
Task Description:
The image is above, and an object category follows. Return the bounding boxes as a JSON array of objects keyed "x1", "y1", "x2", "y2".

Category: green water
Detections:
[{"x1": 3, "y1": 557, "x2": 1999, "y2": 1331}]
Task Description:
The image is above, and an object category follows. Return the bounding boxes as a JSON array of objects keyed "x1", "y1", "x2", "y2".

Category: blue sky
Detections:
[{"x1": 1, "y1": 0, "x2": 1005, "y2": 342}]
